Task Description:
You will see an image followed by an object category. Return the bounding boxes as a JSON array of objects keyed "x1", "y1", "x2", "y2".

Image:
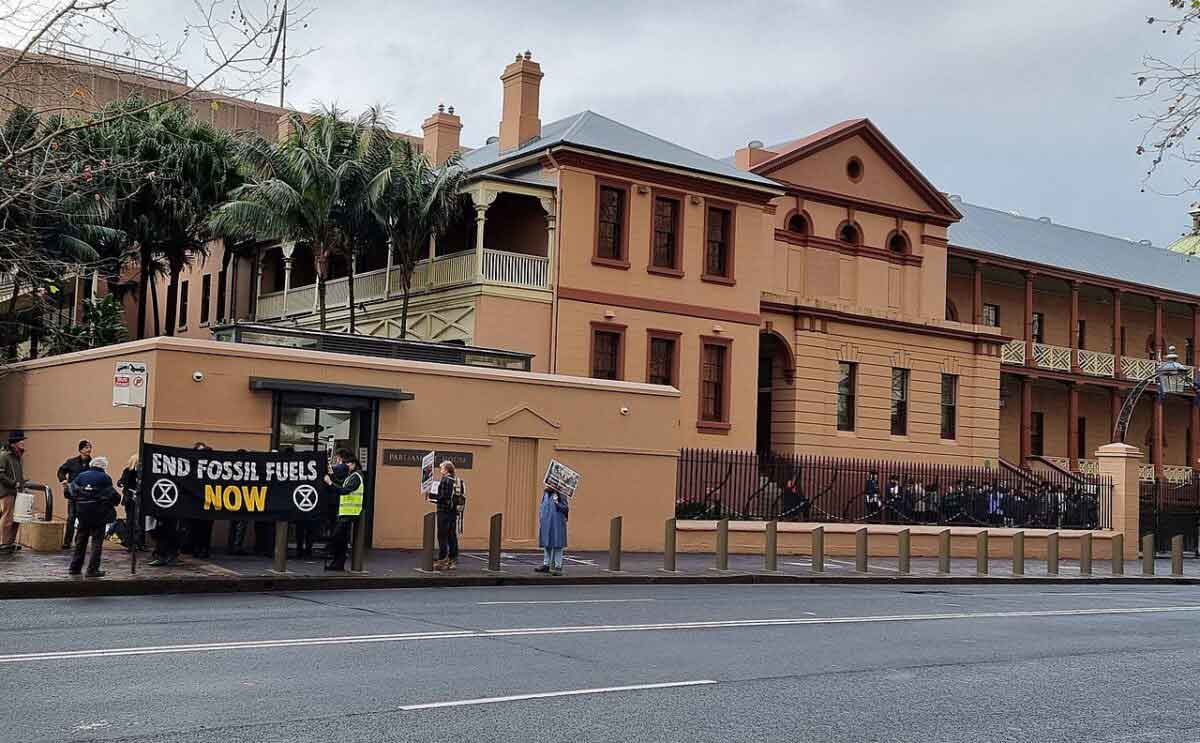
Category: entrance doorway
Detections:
[{"x1": 757, "y1": 332, "x2": 794, "y2": 455}]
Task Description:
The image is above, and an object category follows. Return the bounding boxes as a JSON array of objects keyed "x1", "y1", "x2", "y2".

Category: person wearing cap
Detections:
[
  {"x1": 0, "y1": 430, "x2": 27, "y2": 554},
  {"x1": 57, "y1": 439, "x2": 93, "y2": 549},
  {"x1": 67, "y1": 456, "x2": 120, "y2": 577}
]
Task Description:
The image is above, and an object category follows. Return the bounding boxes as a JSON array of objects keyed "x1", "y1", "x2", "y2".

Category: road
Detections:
[{"x1": 3, "y1": 583, "x2": 1200, "y2": 742}]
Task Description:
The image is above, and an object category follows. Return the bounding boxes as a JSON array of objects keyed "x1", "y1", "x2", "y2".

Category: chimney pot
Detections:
[
  {"x1": 448, "y1": 105, "x2": 454, "y2": 114},
  {"x1": 437, "y1": 103, "x2": 445, "y2": 113},
  {"x1": 523, "y1": 50, "x2": 532, "y2": 60}
]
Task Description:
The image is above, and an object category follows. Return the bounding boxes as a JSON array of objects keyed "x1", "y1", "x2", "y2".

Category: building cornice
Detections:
[
  {"x1": 777, "y1": 184, "x2": 956, "y2": 227},
  {"x1": 559, "y1": 286, "x2": 760, "y2": 326},
  {"x1": 760, "y1": 298, "x2": 1007, "y2": 349},
  {"x1": 774, "y1": 229, "x2": 923, "y2": 267}
]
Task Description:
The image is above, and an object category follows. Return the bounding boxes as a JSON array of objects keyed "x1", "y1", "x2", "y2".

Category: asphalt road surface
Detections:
[{"x1": 4, "y1": 583, "x2": 1200, "y2": 742}]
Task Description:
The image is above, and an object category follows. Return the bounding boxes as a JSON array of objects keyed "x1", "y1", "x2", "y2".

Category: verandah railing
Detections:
[{"x1": 676, "y1": 449, "x2": 1113, "y2": 530}]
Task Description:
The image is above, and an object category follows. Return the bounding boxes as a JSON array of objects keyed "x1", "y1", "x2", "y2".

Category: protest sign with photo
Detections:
[{"x1": 544, "y1": 459, "x2": 582, "y2": 498}]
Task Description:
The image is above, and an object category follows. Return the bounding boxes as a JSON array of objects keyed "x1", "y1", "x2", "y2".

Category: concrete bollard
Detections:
[
  {"x1": 764, "y1": 521, "x2": 778, "y2": 572},
  {"x1": 1047, "y1": 532, "x2": 1059, "y2": 576},
  {"x1": 663, "y1": 518, "x2": 677, "y2": 572},
  {"x1": 1143, "y1": 534, "x2": 1155, "y2": 576},
  {"x1": 272, "y1": 521, "x2": 288, "y2": 573},
  {"x1": 715, "y1": 518, "x2": 729, "y2": 571},
  {"x1": 1079, "y1": 532, "x2": 1092, "y2": 576},
  {"x1": 811, "y1": 526, "x2": 825, "y2": 573},
  {"x1": 855, "y1": 528, "x2": 868, "y2": 573},
  {"x1": 420, "y1": 512, "x2": 436, "y2": 572},
  {"x1": 897, "y1": 529, "x2": 910, "y2": 575},
  {"x1": 1111, "y1": 533, "x2": 1124, "y2": 575},
  {"x1": 608, "y1": 516, "x2": 623, "y2": 572},
  {"x1": 1172, "y1": 534, "x2": 1184, "y2": 577},
  {"x1": 976, "y1": 531, "x2": 988, "y2": 576},
  {"x1": 351, "y1": 517, "x2": 366, "y2": 573},
  {"x1": 487, "y1": 513, "x2": 502, "y2": 572},
  {"x1": 1012, "y1": 531, "x2": 1025, "y2": 576},
  {"x1": 938, "y1": 529, "x2": 951, "y2": 575}
]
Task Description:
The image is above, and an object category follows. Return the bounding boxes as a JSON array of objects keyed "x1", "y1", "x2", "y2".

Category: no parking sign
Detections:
[{"x1": 112, "y1": 361, "x2": 148, "y2": 408}]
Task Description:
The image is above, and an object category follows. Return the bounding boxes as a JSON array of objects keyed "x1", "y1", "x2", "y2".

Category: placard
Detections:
[
  {"x1": 544, "y1": 459, "x2": 582, "y2": 498},
  {"x1": 420, "y1": 450, "x2": 436, "y2": 497}
]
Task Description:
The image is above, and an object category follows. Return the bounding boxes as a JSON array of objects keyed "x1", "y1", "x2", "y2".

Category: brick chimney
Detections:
[
  {"x1": 421, "y1": 104, "x2": 463, "y2": 166},
  {"x1": 734, "y1": 140, "x2": 776, "y2": 171},
  {"x1": 498, "y1": 51, "x2": 543, "y2": 151}
]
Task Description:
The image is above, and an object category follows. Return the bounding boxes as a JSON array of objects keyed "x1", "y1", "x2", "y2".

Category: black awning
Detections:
[{"x1": 249, "y1": 377, "x2": 415, "y2": 401}]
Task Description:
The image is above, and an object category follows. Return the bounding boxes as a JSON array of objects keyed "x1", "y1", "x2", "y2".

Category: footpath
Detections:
[{"x1": 3, "y1": 544, "x2": 1200, "y2": 599}]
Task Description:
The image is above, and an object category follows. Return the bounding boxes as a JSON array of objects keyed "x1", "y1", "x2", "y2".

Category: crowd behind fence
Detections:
[{"x1": 676, "y1": 449, "x2": 1113, "y2": 530}]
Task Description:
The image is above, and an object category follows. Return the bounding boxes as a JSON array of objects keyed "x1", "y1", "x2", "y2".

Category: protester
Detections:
[
  {"x1": 433, "y1": 461, "x2": 459, "y2": 570},
  {"x1": 117, "y1": 454, "x2": 143, "y2": 551},
  {"x1": 0, "y1": 430, "x2": 27, "y2": 554},
  {"x1": 57, "y1": 439, "x2": 92, "y2": 549},
  {"x1": 254, "y1": 447, "x2": 289, "y2": 556},
  {"x1": 323, "y1": 449, "x2": 363, "y2": 572},
  {"x1": 536, "y1": 486, "x2": 569, "y2": 576},
  {"x1": 184, "y1": 442, "x2": 214, "y2": 559},
  {"x1": 67, "y1": 456, "x2": 120, "y2": 577},
  {"x1": 226, "y1": 449, "x2": 250, "y2": 556}
]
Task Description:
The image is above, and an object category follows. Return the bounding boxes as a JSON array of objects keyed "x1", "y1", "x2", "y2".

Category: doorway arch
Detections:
[{"x1": 757, "y1": 330, "x2": 795, "y2": 454}]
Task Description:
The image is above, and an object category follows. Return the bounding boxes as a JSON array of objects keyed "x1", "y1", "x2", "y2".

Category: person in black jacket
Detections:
[
  {"x1": 184, "y1": 442, "x2": 214, "y2": 559},
  {"x1": 58, "y1": 439, "x2": 92, "y2": 549},
  {"x1": 116, "y1": 454, "x2": 143, "y2": 551},
  {"x1": 68, "y1": 457, "x2": 120, "y2": 577},
  {"x1": 433, "y1": 461, "x2": 459, "y2": 571}
]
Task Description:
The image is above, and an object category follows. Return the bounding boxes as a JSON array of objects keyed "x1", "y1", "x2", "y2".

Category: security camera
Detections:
[
  {"x1": 192, "y1": 370, "x2": 204, "y2": 383},
  {"x1": 620, "y1": 407, "x2": 630, "y2": 416}
]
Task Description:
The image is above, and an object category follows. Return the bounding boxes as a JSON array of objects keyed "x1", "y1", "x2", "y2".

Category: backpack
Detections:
[{"x1": 453, "y1": 477, "x2": 467, "y2": 511}]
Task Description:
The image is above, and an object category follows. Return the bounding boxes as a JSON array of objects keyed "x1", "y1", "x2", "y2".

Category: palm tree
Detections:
[
  {"x1": 365, "y1": 139, "x2": 468, "y2": 339},
  {"x1": 210, "y1": 106, "x2": 370, "y2": 330}
]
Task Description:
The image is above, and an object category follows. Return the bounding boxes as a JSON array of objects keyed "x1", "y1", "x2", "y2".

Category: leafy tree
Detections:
[{"x1": 45, "y1": 294, "x2": 128, "y2": 356}]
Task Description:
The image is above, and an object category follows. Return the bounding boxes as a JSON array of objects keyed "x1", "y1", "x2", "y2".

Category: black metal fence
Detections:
[
  {"x1": 1140, "y1": 476, "x2": 1200, "y2": 555},
  {"x1": 676, "y1": 449, "x2": 1113, "y2": 530}
]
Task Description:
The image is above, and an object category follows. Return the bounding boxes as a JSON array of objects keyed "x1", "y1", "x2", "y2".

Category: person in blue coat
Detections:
[
  {"x1": 68, "y1": 456, "x2": 120, "y2": 577},
  {"x1": 535, "y1": 487, "x2": 569, "y2": 576}
]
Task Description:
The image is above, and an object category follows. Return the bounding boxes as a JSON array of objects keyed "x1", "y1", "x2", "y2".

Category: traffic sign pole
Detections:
[{"x1": 132, "y1": 404, "x2": 146, "y2": 576}]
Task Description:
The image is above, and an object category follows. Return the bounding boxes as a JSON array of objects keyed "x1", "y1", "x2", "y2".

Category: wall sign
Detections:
[{"x1": 383, "y1": 448, "x2": 473, "y2": 470}]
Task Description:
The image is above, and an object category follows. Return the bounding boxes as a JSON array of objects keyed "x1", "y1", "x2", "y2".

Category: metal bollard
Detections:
[
  {"x1": 1047, "y1": 532, "x2": 1059, "y2": 576},
  {"x1": 1079, "y1": 532, "x2": 1092, "y2": 576},
  {"x1": 663, "y1": 518, "x2": 677, "y2": 572},
  {"x1": 976, "y1": 531, "x2": 988, "y2": 576},
  {"x1": 487, "y1": 513, "x2": 502, "y2": 572},
  {"x1": 608, "y1": 516, "x2": 622, "y2": 572},
  {"x1": 716, "y1": 518, "x2": 729, "y2": 571},
  {"x1": 1012, "y1": 531, "x2": 1025, "y2": 576},
  {"x1": 855, "y1": 528, "x2": 868, "y2": 573},
  {"x1": 420, "y1": 512, "x2": 436, "y2": 571},
  {"x1": 1143, "y1": 534, "x2": 1155, "y2": 576},
  {"x1": 897, "y1": 529, "x2": 910, "y2": 575},
  {"x1": 1172, "y1": 534, "x2": 1184, "y2": 577},
  {"x1": 764, "y1": 521, "x2": 778, "y2": 572},
  {"x1": 351, "y1": 517, "x2": 366, "y2": 573},
  {"x1": 938, "y1": 529, "x2": 951, "y2": 575},
  {"x1": 811, "y1": 526, "x2": 825, "y2": 573},
  {"x1": 272, "y1": 521, "x2": 288, "y2": 573},
  {"x1": 1111, "y1": 533, "x2": 1124, "y2": 575}
]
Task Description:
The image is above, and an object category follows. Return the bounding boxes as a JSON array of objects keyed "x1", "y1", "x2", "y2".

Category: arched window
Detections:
[
  {"x1": 888, "y1": 232, "x2": 910, "y2": 254},
  {"x1": 838, "y1": 222, "x2": 861, "y2": 245},
  {"x1": 787, "y1": 213, "x2": 809, "y2": 235}
]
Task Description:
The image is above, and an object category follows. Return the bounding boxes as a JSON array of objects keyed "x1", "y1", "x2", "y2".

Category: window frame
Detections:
[
  {"x1": 216, "y1": 267, "x2": 228, "y2": 323},
  {"x1": 837, "y1": 220, "x2": 863, "y2": 246},
  {"x1": 837, "y1": 361, "x2": 857, "y2": 432},
  {"x1": 648, "y1": 190, "x2": 684, "y2": 277},
  {"x1": 177, "y1": 279, "x2": 189, "y2": 331},
  {"x1": 645, "y1": 329, "x2": 681, "y2": 387},
  {"x1": 886, "y1": 230, "x2": 911, "y2": 255},
  {"x1": 701, "y1": 200, "x2": 736, "y2": 285},
  {"x1": 697, "y1": 335, "x2": 733, "y2": 432},
  {"x1": 593, "y1": 179, "x2": 631, "y2": 269},
  {"x1": 940, "y1": 373, "x2": 958, "y2": 441},
  {"x1": 890, "y1": 367, "x2": 909, "y2": 437},
  {"x1": 199, "y1": 273, "x2": 212, "y2": 326},
  {"x1": 982, "y1": 303, "x2": 1000, "y2": 328},
  {"x1": 589, "y1": 322, "x2": 626, "y2": 381},
  {"x1": 786, "y1": 211, "x2": 810, "y2": 236}
]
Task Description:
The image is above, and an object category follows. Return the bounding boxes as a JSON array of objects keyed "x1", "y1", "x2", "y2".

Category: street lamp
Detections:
[{"x1": 1114, "y1": 345, "x2": 1196, "y2": 442}]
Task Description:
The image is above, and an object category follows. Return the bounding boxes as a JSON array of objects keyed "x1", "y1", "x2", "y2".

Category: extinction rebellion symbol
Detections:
[
  {"x1": 151, "y1": 479, "x2": 179, "y2": 508},
  {"x1": 292, "y1": 484, "x2": 319, "y2": 512}
]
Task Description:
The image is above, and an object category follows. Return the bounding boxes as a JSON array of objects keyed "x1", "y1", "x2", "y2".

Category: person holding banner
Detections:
[
  {"x1": 433, "y1": 461, "x2": 460, "y2": 570},
  {"x1": 323, "y1": 449, "x2": 364, "y2": 572},
  {"x1": 536, "y1": 486, "x2": 570, "y2": 576}
]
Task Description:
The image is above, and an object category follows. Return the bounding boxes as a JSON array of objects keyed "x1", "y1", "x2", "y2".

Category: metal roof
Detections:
[
  {"x1": 948, "y1": 199, "x2": 1200, "y2": 296},
  {"x1": 460, "y1": 110, "x2": 780, "y2": 190}
]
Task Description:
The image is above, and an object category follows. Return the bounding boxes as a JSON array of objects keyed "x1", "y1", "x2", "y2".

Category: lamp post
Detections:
[{"x1": 1113, "y1": 345, "x2": 1195, "y2": 442}]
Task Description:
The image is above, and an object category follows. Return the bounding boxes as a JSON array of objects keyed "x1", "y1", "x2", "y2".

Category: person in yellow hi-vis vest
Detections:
[{"x1": 322, "y1": 448, "x2": 364, "y2": 572}]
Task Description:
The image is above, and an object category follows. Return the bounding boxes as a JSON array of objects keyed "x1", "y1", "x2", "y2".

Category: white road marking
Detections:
[
  {"x1": 71, "y1": 720, "x2": 110, "y2": 732},
  {"x1": 398, "y1": 680, "x2": 716, "y2": 711},
  {"x1": 6, "y1": 604, "x2": 1200, "y2": 664},
  {"x1": 477, "y1": 598, "x2": 657, "y2": 606}
]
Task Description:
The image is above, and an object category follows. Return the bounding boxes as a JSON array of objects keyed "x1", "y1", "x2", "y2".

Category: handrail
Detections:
[{"x1": 1027, "y1": 455, "x2": 1089, "y2": 488}]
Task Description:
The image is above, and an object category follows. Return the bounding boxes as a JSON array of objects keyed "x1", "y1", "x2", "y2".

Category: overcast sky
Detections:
[{"x1": 103, "y1": 1, "x2": 1200, "y2": 246}]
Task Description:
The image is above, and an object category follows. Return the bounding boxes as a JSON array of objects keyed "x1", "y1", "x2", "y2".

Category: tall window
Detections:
[
  {"x1": 651, "y1": 196, "x2": 680, "y2": 270},
  {"x1": 177, "y1": 280, "x2": 189, "y2": 329},
  {"x1": 596, "y1": 185, "x2": 626, "y2": 261},
  {"x1": 1077, "y1": 417, "x2": 1087, "y2": 460},
  {"x1": 940, "y1": 374, "x2": 958, "y2": 440},
  {"x1": 700, "y1": 341, "x2": 729, "y2": 424},
  {"x1": 1031, "y1": 412, "x2": 1045, "y2": 456},
  {"x1": 199, "y1": 274, "x2": 212, "y2": 325},
  {"x1": 216, "y1": 268, "x2": 228, "y2": 322},
  {"x1": 837, "y1": 362, "x2": 856, "y2": 432},
  {"x1": 591, "y1": 328, "x2": 623, "y2": 380},
  {"x1": 647, "y1": 334, "x2": 677, "y2": 387},
  {"x1": 704, "y1": 206, "x2": 732, "y2": 279},
  {"x1": 1076, "y1": 320, "x2": 1086, "y2": 350},
  {"x1": 982, "y1": 303, "x2": 1000, "y2": 328},
  {"x1": 890, "y1": 368, "x2": 909, "y2": 436},
  {"x1": 1031, "y1": 312, "x2": 1045, "y2": 343}
]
